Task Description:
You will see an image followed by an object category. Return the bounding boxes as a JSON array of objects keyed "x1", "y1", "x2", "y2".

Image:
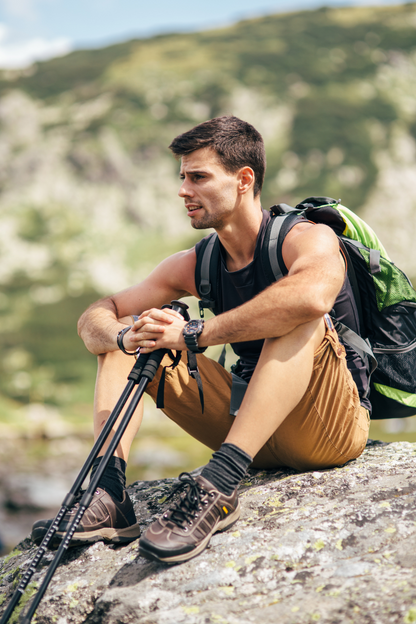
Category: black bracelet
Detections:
[{"x1": 117, "y1": 325, "x2": 140, "y2": 356}]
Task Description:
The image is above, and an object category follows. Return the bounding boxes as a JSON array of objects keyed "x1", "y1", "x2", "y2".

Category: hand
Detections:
[{"x1": 123, "y1": 308, "x2": 187, "y2": 354}]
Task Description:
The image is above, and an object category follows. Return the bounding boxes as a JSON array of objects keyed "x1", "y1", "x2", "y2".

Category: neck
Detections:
[{"x1": 217, "y1": 197, "x2": 263, "y2": 272}]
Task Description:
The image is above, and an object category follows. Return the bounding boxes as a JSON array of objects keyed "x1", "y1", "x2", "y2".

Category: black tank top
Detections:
[
  {"x1": 195, "y1": 209, "x2": 371, "y2": 410},
  {"x1": 218, "y1": 210, "x2": 271, "y2": 380}
]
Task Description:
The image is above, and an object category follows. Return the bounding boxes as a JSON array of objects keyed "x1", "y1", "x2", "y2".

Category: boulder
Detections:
[{"x1": 1, "y1": 440, "x2": 416, "y2": 624}]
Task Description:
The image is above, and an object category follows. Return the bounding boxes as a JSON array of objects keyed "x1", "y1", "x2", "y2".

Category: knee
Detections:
[
  {"x1": 97, "y1": 349, "x2": 134, "y2": 378},
  {"x1": 264, "y1": 318, "x2": 325, "y2": 351}
]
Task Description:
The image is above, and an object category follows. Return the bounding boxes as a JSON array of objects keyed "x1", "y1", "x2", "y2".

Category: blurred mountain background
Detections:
[{"x1": 1, "y1": 2, "x2": 416, "y2": 551}]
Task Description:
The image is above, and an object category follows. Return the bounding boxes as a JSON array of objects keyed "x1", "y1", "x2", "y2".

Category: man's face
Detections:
[{"x1": 178, "y1": 148, "x2": 240, "y2": 230}]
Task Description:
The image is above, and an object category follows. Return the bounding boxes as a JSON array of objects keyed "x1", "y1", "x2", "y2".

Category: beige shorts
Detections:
[{"x1": 145, "y1": 324, "x2": 370, "y2": 472}]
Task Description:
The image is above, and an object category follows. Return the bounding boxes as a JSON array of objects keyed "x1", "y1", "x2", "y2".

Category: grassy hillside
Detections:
[{"x1": 0, "y1": 3, "x2": 415, "y2": 406}]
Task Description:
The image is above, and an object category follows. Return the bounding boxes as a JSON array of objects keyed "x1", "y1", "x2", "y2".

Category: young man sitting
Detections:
[{"x1": 32, "y1": 115, "x2": 370, "y2": 563}]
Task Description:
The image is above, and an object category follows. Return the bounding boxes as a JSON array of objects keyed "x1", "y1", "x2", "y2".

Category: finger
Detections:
[
  {"x1": 139, "y1": 345, "x2": 158, "y2": 354},
  {"x1": 139, "y1": 308, "x2": 181, "y2": 324},
  {"x1": 123, "y1": 327, "x2": 158, "y2": 347},
  {"x1": 131, "y1": 324, "x2": 166, "y2": 338},
  {"x1": 139, "y1": 340, "x2": 157, "y2": 349},
  {"x1": 160, "y1": 308, "x2": 184, "y2": 321},
  {"x1": 139, "y1": 309, "x2": 172, "y2": 321},
  {"x1": 131, "y1": 315, "x2": 166, "y2": 329},
  {"x1": 133, "y1": 313, "x2": 172, "y2": 329},
  {"x1": 125, "y1": 335, "x2": 157, "y2": 350},
  {"x1": 130, "y1": 334, "x2": 165, "y2": 346}
]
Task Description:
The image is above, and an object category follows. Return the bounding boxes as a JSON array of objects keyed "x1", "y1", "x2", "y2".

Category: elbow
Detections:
[
  {"x1": 304, "y1": 285, "x2": 340, "y2": 320},
  {"x1": 314, "y1": 299, "x2": 334, "y2": 319},
  {"x1": 77, "y1": 310, "x2": 94, "y2": 353},
  {"x1": 76, "y1": 297, "x2": 108, "y2": 344},
  {"x1": 306, "y1": 300, "x2": 331, "y2": 321},
  {"x1": 77, "y1": 312, "x2": 86, "y2": 340}
]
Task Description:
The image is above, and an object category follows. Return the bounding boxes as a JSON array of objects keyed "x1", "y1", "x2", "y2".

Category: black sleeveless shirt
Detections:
[{"x1": 195, "y1": 209, "x2": 371, "y2": 411}]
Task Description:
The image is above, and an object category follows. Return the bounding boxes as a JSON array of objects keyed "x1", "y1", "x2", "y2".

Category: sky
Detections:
[{"x1": 0, "y1": 0, "x2": 407, "y2": 69}]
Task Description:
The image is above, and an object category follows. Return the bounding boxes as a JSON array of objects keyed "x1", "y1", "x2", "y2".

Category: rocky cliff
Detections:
[{"x1": 1, "y1": 439, "x2": 416, "y2": 624}]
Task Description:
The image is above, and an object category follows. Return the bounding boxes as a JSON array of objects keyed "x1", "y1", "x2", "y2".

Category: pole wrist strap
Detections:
[{"x1": 117, "y1": 315, "x2": 140, "y2": 356}]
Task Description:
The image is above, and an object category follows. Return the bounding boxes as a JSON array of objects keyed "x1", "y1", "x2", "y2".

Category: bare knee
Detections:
[
  {"x1": 97, "y1": 349, "x2": 135, "y2": 379},
  {"x1": 264, "y1": 317, "x2": 326, "y2": 353}
]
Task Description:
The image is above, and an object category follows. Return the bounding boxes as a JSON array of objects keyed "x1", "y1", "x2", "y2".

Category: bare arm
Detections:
[
  {"x1": 82, "y1": 222, "x2": 344, "y2": 356},
  {"x1": 128, "y1": 222, "x2": 345, "y2": 354},
  {"x1": 200, "y1": 222, "x2": 345, "y2": 346},
  {"x1": 77, "y1": 248, "x2": 198, "y2": 355}
]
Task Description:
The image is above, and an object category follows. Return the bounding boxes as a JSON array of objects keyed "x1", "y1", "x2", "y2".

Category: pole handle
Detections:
[{"x1": 167, "y1": 300, "x2": 190, "y2": 319}]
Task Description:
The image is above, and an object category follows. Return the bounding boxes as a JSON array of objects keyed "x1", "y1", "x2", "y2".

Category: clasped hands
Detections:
[{"x1": 122, "y1": 308, "x2": 187, "y2": 354}]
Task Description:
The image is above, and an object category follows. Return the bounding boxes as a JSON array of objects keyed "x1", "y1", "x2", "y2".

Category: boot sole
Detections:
[
  {"x1": 139, "y1": 502, "x2": 241, "y2": 564},
  {"x1": 33, "y1": 522, "x2": 142, "y2": 549}
]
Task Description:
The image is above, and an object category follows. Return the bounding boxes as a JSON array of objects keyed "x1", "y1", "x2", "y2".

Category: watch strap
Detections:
[{"x1": 183, "y1": 320, "x2": 207, "y2": 353}]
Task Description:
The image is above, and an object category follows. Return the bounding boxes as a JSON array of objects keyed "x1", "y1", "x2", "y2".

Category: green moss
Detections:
[
  {"x1": 3, "y1": 583, "x2": 39, "y2": 624},
  {"x1": 3, "y1": 550, "x2": 22, "y2": 565},
  {"x1": 12, "y1": 569, "x2": 22, "y2": 589}
]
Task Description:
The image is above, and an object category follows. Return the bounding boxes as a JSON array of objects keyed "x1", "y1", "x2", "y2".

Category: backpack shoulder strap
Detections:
[
  {"x1": 195, "y1": 207, "x2": 310, "y2": 315},
  {"x1": 337, "y1": 238, "x2": 365, "y2": 333},
  {"x1": 195, "y1": 233, "x2": 221, "y2": 318},
  {"x1": 262, "y1": 209, "x2": 307, "y2": 283},
  {"x1": 341, "y1": 237, "x2": 381, "y2": 275}
]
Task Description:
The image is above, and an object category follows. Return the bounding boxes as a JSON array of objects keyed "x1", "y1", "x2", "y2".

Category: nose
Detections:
[{"x1": 178, "y1": 178, "x2": 193, "y2": 198}]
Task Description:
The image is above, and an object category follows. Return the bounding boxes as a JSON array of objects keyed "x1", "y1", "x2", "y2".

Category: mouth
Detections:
[{"x1": 186, "y1": 204, "x2": 202, "y2": 215}]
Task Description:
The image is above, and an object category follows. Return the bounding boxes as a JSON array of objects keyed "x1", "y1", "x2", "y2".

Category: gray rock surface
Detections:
[{"x1": 1, "y1": 440, "x2": 416, "y2": 624}]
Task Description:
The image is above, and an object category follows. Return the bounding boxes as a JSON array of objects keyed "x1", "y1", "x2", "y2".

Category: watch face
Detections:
[{"x1": 183, "y1": 320, "x2": 203, "y2": 336}]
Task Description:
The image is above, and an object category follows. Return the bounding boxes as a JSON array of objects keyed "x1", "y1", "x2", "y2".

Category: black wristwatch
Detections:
[{"x1": 182, "y1": 319, "x2": 207, "y2": 353}]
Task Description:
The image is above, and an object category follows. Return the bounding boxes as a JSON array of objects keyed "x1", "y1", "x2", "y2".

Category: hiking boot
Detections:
[
  {"x1": 31, "y1": 488, "x2": 141, "y2": 548},
  {"x1": 139, "y1": 473, "x2": 240, "y2": 564}
]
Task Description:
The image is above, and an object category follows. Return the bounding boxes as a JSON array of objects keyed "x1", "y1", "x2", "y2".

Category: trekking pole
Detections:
[
  {"x1": 0, "y1": 360, "x2": 146, "y2": 624},
  {"x1": 1, "y1": 300, "x2": 189, "y2": 624}
]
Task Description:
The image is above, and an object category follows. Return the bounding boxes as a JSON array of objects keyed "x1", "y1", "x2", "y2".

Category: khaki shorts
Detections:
[{"x1": 145, "y1": 323, "x2": 370, "y2": 472}]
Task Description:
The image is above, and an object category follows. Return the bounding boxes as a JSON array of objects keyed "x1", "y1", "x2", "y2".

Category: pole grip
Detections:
[
  {"x1": 140, "y1": 349, "x2": 166, "y2": 381},
  {"x1": 138, "y1": 299, "x2": 189, "y2": 381},
  {"x1": 127, "y1": 352, "x2": 149, "y2": 383},
  {"x1": 169, "y1": 300, "x2": 190, "y2": 318}
]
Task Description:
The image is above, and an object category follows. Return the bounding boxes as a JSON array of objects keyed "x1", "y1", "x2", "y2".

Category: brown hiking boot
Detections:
[
  {"x1": 31, "y1": 488, "x2": 141, "y2": 548},
  {"x1": 139, "y1": 473, "x2": 240, "y2": 564}
]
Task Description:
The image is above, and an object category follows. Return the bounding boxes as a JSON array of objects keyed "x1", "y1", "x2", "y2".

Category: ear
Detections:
[{"x1": 237, "y1": 167, "x2": 255, "y2": 195}]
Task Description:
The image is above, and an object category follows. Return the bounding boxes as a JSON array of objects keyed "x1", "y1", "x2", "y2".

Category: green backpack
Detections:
[{"x1": 196, "y1": 196, "x2": 416, "y2": 420}]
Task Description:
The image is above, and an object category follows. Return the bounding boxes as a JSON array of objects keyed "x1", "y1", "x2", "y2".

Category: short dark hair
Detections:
[{"x1": 169, "y1": 115, "x2": 266, "y2": 197}]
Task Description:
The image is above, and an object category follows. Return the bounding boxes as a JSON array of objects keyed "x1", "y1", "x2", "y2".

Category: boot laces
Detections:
[{"x1": 164, "y1": 472, "x2": 211, "y2": 529}]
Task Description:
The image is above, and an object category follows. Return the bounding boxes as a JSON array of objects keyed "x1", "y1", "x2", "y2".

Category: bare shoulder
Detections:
[
  {"x1": 282, "y1": 221, "x2": 341, "y2": 272},
  {"x1": 151, "y1": 247, "x2": 198, "y2": 296},
  {"x1": 111, "y1": 247, "x2": 198, "y2": 317}
]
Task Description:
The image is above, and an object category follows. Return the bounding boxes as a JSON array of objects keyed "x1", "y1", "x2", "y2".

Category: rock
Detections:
[{"x1": 2, "y1": 440, "x2": 416, "y2": 623}]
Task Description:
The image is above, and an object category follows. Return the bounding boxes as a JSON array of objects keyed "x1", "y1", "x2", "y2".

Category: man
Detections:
[{"x1": 32, "y1": 116, "x2": 370, "y2": 563}]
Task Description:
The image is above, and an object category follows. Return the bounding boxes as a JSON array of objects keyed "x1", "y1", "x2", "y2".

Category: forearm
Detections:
[
  {"x1": 200, "y1": 270, "x2": 341, "y2": 347},
  {"x1": 77, "y1": 297, "x2": 131, "y2": 355}
]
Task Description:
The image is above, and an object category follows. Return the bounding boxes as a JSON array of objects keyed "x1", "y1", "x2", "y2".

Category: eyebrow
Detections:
[{"x1": 179, "y1": 169, "x2": 209, "y2": 177}]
